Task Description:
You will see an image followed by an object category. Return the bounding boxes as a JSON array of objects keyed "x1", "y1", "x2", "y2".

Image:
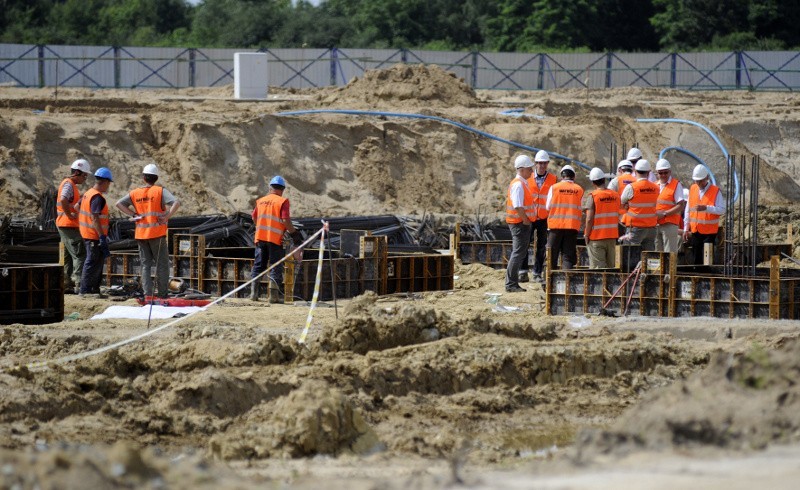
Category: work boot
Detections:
[
  {"x1": 518, "y1": 270, "x2": 529, "y2": 283},
  {"x1": 268, "y1": 288, "x2": 281, "y2": 304},
  {"x1": 249, "y1": 282, "x2": 259, "y2": 301}
]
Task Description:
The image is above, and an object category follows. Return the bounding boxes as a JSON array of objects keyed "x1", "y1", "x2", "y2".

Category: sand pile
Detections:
[
  {"x1": 579, "y1": 337, "x2": 800, "y2": 456},
  {"x1": 322, "y1": 63, "x2": 479, "y2": 108}
]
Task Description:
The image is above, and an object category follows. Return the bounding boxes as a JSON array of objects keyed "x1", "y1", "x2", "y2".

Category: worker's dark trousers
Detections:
[
  {"x1": 505, "y1": 223, "x2": 531, "y2": 290},
  {"x1": 79, "y1": 239, "x2": 105, "y2": 294},
  {"x1": 547, "y1": 228, "x2": 579, "y2": 270},
  {"x1": 252, "y1": 241, "x2": 285, "y2": 292},
  {"x1": 520, "y1": 218, "x2": 548, "y2": 276},
  {"x1": 688, "y1": 232, "x2": 718, "y2": 265}
]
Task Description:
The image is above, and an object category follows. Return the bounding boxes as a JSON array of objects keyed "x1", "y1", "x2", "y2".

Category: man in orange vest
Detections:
[
  {"x1": 78, "y1": 167, "x2": 113, "y2": 297},
  {"x1": 250, "y1": 175, "x2": 304, "y2": 302},
  {"x1": 505, "y1": 154, "x2": 536, "y2": 292},
  {"x1": 519, "y1": 149, "x2": 557, "y2": 284},
  {"x1": 56, "y1": 158, "x2": 91, "y2": 293},
  {"x1": 683, "y1": 164, "x2": 726, "y2": 264},
  {"x1": 115, "y1": 164, "x2": 181, "y2": 298},
  {"x1": 608, "y1": 159, "x2": 636, "y2": 235},
  {"x1": 546, "y1": 165, "x2": 584, "y2": 270},
  {"x1": 583, "y1": 167, "x2": 620, "y2": 268},
  {"x1": 620, "y1": 160, "x2": 659, "y2": 251},
  {"x1": 654, "y1": 158, "x2": 686, "y2": 253}
]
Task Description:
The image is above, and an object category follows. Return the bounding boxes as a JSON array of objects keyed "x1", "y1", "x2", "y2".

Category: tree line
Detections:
[{"x1": 1, "y1": 0, "x2": 798, "y2": 52}]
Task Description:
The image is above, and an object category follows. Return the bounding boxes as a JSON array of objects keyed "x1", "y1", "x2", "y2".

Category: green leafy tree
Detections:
[{"x1": 191, "y1": 0, "x2": 291, "y2": 47}]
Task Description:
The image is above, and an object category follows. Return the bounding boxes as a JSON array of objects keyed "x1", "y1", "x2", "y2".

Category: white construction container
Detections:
[{"x1": 234, "y1": 52, "x2": 268, "y2": 99}]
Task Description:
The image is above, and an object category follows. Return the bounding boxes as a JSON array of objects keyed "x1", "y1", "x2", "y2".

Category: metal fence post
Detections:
[
  {"x1": 471, "y1": 51, "x2": 478, "y2": 88},
  {"x1": 189, "y1": 48, "x2": 196, "y2": 88},
  {"x1": 670, "y1": 52, "x2": 677, "y2": 88},
  {"x1": 606, "y1": 52, "x2": 613, "y2": 88},
  {"x1": 401, "y1": 48, "x2": 408, "y2": 63},
  {"x1": 330, "y1": 47, "x2": 338, "y2": 86},
  {"x1": 537, "y1": 54, "x2": 544, "y2": 90},
  {"x1": 735, "y1": 51, "x2": 741, "y2": 90},
  {"x1": 38, "y1": 45, "x2": 45, "y2": 88},
  {"x1": 113, "y1": 46, "x2": 121, "y2": 88}
]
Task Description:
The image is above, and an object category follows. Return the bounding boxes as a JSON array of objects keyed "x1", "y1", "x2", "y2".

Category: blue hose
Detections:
[
  {"x1": 637, "y1": 118, "x2": 738, "y2": 203},
  {"x1": 658, "y1": 146, "x2": 716, "y2": 186},
  {"x1": 275, "y1": 109, "x2": 592, "y2": 171}
]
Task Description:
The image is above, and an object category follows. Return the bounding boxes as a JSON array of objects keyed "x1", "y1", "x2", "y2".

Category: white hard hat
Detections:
[
  {"x1": 627, "y1": 148, "x2": 643, "y2": 160},
  {"x1": 655, "y1": 158, "x2": 671, "y2": 171},
  {"x1": 561, "y1": 164, "x2": 575, "y2": 175},
  {"x1": 514, "y1": 155, "x2": 534, "y2": 169},
  {"x1": 617, "y1": 159, "x2": 633, "y2": 170},
  {"x1": 634, "y1": 159, "x2": 651, "y2": 172},
  {"x1": 534, "y1": 149, "x2": 550, "y2": 162},
  {"x1": 70, "y1": 158, "x2": 91, "y2": 173},
  {"x1": 692, "y1": 164, "x2": 709, "y2": 180},
  {"x1": 143, "y1": 163, "x2": 160, "y2": 177},
  {"x1": 589, "y1": 167, "x2": 609, "y2": 181}
]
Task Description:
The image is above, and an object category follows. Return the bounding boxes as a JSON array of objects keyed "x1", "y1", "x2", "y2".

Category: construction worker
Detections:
[
  {"x1": 251, "y1": 175, "x2": 303, "y2": 302},
  {"x1": 56, "y1": 158, "x2": 91, "y2": 293},
  {"x1": 626, "y1": 147, "x2": 657, "y2": 183},
  {"x1": 519, "y1": 149, "x2": 557, "y2": 284},
  {"x1": 608, "y1": 159, "x2": 636, "y2": 234},
  {"x1": 621, "y1": 160, "x2": 659, "y2": 251},
  {"x1": 504, "y1": 154, "x2": 536, "y2": 292},
  {"x1": 654, "y1": 159, "x2": 686, "y2": 253},
  {"x1": 115, "y1": 163, "x2": 181, "y2": 298},
  {"x1": 78, "y1": 167, "x2": 113, "y2": 297},
  {"x1": 683, "y1": 164, "x2": 726, "y2": 265},
  {"x1": 546, "y1": 165, "x2": 584, "y2": 270},
  {"x1": 583, "y1": 167, "x2": 620, "y2": 268}
]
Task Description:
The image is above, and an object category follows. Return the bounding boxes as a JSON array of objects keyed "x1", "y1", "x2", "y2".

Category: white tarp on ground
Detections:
[{"x1": 91, "y1": 305, "x2": 205, "y2": 320}]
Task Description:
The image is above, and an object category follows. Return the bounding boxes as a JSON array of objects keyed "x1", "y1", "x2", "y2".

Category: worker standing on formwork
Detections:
[
  {"x1": 621, "y1": 160, "x2": 659, "y2": 251},
  {"x1": 583, "y1": 168, "x2": 620, "y2": 268},
  {"x1": 546, "y1": 165, "x2": 584, "y2": 270},
  {"x1": 250, "y1": 176, "x2": 304, "y2": 303},
  {"x1": 504, "y1": 155, "x2": 535, "y2": 293},
  {"x1": 116, "y1": 164, "x2": 181, "y2": 298},
  {"x1": 654, "y1": 158, "x2": 686, "y2": 253},
  {"x1": 519, "y1": 149, "x2": 556, "y2": 284},
  {"x1": 683, "y1": 164, "x2": 726, "y2": 264},
  {"x1": 56, "y1": 158, "x2": 91, "y2": 294},
  {"x1": 608, "y1": 159, "x2": 636, "y2": 235},
  {"x1": 78, "y1": 167, "x2": 113, "y2": 298}
]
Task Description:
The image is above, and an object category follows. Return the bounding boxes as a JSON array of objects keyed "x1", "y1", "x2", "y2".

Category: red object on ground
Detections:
[{"x1": 136, "y1": 296, "x2": 211, "y2": 307}]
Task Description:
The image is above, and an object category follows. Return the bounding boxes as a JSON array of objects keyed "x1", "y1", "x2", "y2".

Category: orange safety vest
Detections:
[
  {"x1": 618, "y1": 173, "x2": 636, "y2": 225},
  {"x1": 689, "y1": 184, "x2": 721, "y2": 234},
  {"x1": 589, "y1": 189, "x2": 621, "y2": 240},
  {"x1": 505, "y1": 176, "x2": 536, "y2": 224},
  {"x1": 656, "y1": 178, "x2": 681, "y2": 226},
  {"x1": 255, "y1": 193, "x2": 288, "y2": 245},
  {"x1": 626, "y1": 179, "x2": 659, "y2": 228},
  {"x1": 56, "y1": 178, "x2": 80, "y2": 228},
  {"x1": 78, "y1": 188, "x2": 109, "y2": 240},
  {"x1": 547, "y1": 181, "x2": 583, "y2": 231},
  {"x1": 130, "y1": 186, "x2": 167, "y2": 239},
  {"x1": 527, "y1": 172, "x2": 557, "y2": 220}
]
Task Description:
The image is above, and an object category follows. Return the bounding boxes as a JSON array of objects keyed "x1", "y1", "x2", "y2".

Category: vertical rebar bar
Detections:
[{"x1": 751, "y1": 155, "x2": 760, "y2": 277}]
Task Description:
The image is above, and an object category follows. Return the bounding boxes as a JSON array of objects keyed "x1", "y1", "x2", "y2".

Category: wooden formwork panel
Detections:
[
  {"x1": 458, "y1": 241, "x2": 531, "y2": 269},
  {"x1": 105, "y1": 253, "x2": 142, "y2": 287},
  {"x1": 385, "y1": 255, "x2": 454, "y2": 295},
  {"x1": 292, "y1": 256, "x2": 380, "y2": 302},
  {"x1": 201, "y1": 256, "x2": 254, "y2": 299},
  {"x1": 0, "y1": 263, "x2": 64, "y2": 324}
]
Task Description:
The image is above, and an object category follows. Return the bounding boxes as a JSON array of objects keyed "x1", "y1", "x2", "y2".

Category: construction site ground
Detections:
[{"x1": 2, "y1": 64, "x2": 800, "y2": 488}]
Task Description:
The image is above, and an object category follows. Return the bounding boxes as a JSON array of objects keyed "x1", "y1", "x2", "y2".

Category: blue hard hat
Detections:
[
  {"x1": 269, "y1": 175, "x2": 286, "y2": 187},
  {"x1": 94, "y1": 167, "x2": 113, "y2": 181}
]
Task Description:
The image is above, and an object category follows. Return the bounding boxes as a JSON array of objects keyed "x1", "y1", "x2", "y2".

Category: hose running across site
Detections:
[
  {"x1": 275, "y1": 109, "x2": 592, "y2": 171},
  {"x1": 636, "y1": 118, "x2": 739, "y2": 203}
]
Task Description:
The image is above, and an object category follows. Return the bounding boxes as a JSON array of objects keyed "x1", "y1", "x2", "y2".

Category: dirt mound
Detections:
[
  {"x1": 322, "y1": 63, "x2": 478, "y2": 108},
  {"x1": 578, "y1": 337, "x2": 800, "y2": 456},
  {"x1": 209, "y1": 380, "x2": 381, "y2": 459}
]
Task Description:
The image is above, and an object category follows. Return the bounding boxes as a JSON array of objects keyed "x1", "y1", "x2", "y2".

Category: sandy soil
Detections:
[{"x1": 2, "y1": 64, "x2": 800, "y2": 488}]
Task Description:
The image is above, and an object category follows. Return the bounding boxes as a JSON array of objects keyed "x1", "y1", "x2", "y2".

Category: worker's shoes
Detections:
[
  {"x1": 249, "y1": 283, "x2": 259, "y2": 301},
  {"x1": 518, "y1": 271, "x2": 529, "y2": 283},
  {"x1": 268, "y1": 289, "x2": 282, "y2": 304},
  {"x1": 505, "y1": 285, "x2": 526, "y2": 293},
  {"x1": 532, "y1": 273, "x2": 544, "y2": 283}
]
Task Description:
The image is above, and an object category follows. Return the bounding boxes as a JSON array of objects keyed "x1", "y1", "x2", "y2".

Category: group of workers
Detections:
[
  {"x1": 505, "y1": 148, "x2": 725, "y2": 292},
  {"x1": 57, "y1": 157, "x2": 299, "y2": 303}
]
